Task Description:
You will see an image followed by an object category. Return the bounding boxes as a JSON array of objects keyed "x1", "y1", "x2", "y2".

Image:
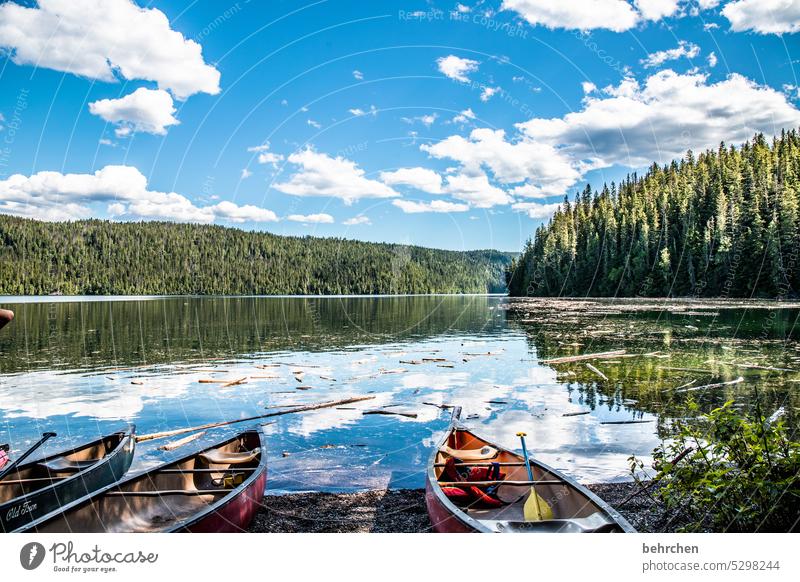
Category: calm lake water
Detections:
[{"x1": 1, "y1": 295, "x2": 798, "y2": 493}]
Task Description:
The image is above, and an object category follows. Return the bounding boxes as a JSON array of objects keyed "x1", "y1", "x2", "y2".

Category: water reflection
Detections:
[{"x1": 7, "y1": 295, "x2": 790, "y2": 492}]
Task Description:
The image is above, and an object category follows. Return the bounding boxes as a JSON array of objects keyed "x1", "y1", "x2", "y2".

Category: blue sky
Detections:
[{"x1": 1, "y1": 0, "x2": 799, "y2": 252}]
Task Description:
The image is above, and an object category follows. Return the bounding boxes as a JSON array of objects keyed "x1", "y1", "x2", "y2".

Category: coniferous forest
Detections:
[
  {"x1": 507, "y1": 130, "x2": 800, "y2": 298},
  {"x1": 0, "y1": 216, "x2": 512, "y2": 295}
]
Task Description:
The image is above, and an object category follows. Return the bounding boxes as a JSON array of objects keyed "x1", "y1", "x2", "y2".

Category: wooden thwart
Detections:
[{"x1": 106, "y1": 489, "x2": 231, "y2": 497}]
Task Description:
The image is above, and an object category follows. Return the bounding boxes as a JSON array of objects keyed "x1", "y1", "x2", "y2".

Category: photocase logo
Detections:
[{"x1": 20, "y1": 542, "x2": 46, "y2": 570}]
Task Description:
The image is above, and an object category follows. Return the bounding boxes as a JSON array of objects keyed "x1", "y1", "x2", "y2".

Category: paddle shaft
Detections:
[
  {"x1": 517, "y1": 432, "x2": 547, "y2": 521},
  {"x1": 0, "y1": 432, "x2": 57, "y2": 481}
]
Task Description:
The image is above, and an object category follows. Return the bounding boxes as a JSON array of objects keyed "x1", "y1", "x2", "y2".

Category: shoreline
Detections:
[{"x1": 249, "y1": 482, "x2": 688, "y2": 533}]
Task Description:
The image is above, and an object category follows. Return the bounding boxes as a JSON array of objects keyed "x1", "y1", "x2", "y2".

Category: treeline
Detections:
[
  {"x1": 0, "y1": 216, "x2": 512, "y2": 295},
  {"x1": 507, "y1": 130, "x2": 800, "y2": 298}
]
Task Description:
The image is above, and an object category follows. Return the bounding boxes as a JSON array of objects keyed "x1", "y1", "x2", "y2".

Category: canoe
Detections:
[
  {"x1": 1, "y1": 427, "x2": 136, "y2": 533},
  {"x1": 425, "y1": 409, "x2": 635, "y2": 533},
  {"x1": 23, "y1": 429, "x2": 266, "y2": 533}
]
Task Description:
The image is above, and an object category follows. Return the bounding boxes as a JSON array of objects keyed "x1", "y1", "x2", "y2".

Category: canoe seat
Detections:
[
  {"x1": 200, "y1": 447, "x2": 260, "y2": 465},
  {"x1": 39, "y1": 458, "x2": 98, "y2": 472},
  {"x1": 441, "y1": 445, "x2": 498, "y2": 461}
]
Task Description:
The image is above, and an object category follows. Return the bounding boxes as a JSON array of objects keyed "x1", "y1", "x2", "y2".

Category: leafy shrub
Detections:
[{"x1": 631, "y1": 399, "x2": 800, "y2": 532}]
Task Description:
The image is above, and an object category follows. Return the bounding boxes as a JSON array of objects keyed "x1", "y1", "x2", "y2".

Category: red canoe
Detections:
[
  {"x1": 22, "y1": 429, "x2": 267, "y2": 533},
  {"x1": 426, "y1": 408, "x2": 635, "y2": 533}
]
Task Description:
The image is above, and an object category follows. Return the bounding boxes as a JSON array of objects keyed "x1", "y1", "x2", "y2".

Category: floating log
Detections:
[
  {"x1": 422, "y1": 402, "x2": 453, "y2": 409},
  {"x1": 399, "y1": 360, "x2": 422, "y2": 365},
  {"x1": 542, "y1": 350, "x2": 626, "y2": 365},
  {"x1": 158, "y1": 431, "x2": 206, "y2": 451},
  {"x1": 562, "y1": 411, "x2": 591, "y2": 417},
  {"x1": 422, "y1": 358, "x2": 447, "y2": 362},
  {"x1": 363, "y1": 410, "x2": 418, "y2": 419},
  {"x1": 437, "y1": 364, "x2": 455, "y2": 368},
  {"x1": 585, "y1": 363, "x2": 608, "y2": 381},
  {"x1": 220, "y1": 377, "x2": 248, "y2": 388},
  {"x1": 677, "y1": 376, "x2": 744, "y2": 393},
  {"x1": 658, "y1": 366, "x2": 714, "y2": 374},
  {"x1": 600, "y1": 420, "x2": 655, "y2": 425},
  {"x1": 135, "y1": 395, "x2": 375, "y2": 442}
]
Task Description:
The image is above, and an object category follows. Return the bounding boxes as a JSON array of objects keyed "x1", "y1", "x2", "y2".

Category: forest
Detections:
[
  {"x1": 507, "y1": 130, "x2": 800, "y2": 298},
  {"x1": 0, "y1": 216, "x2": 512, "y2": 295}
]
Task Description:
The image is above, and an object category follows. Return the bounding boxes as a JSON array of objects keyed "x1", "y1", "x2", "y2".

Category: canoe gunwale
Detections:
[
  {"x1": 2, "y1": 425, "x2": 136, "y2": 532},
  {"x1": 425, "y1": 415, "x2": 636, "y2": 533}
]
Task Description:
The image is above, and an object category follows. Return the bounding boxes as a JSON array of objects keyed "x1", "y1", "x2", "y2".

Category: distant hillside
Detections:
[
  {"x1": 507, "y1": 130, "x2": 800, "y2": 298},
  {"x1": 0, "y1": 215, "x2": 513, "y2": 295}
]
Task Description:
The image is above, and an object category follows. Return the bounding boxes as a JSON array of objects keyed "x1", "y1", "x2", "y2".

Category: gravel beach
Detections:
[{"x1": 249, "y1": 482, "x2": 687, "y2": 533}]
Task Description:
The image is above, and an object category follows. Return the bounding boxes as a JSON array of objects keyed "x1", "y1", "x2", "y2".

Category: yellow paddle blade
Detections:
[{"x1": 523, "y1": 486, "x2": 554, "y2": 521}]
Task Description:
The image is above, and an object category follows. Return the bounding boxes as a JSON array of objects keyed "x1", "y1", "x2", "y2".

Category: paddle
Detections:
[
  {"x1": 516, "y1": 432, "x2": 553, "y2": 521},
  {"x1": 0, "y1": 432, "x2": 57, "y2": 481}
]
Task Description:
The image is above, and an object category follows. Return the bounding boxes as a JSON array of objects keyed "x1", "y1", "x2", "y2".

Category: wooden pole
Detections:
[
  {"x1": 136, "y1": 395, "x2": 375, "y2": 443},
  {"x1": 541, "y1": 350, "x2": 626, "y2": 365}
]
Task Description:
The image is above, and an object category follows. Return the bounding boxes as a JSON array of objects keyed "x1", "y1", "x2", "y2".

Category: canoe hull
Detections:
[
  {"x1": 425, "y1": 477, "x2": 475, "y2": 533},
  {"x1": 1, "y1": 429, "x2": 135, "y2": 533},
  {"x1": 178, "y1": 467, "x2": 267, "y2": 533}
]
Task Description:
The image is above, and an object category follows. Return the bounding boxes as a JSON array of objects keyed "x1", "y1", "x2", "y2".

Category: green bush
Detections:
[{"x1": 631, "y1": 399, "x2": 800, "y2": 532}]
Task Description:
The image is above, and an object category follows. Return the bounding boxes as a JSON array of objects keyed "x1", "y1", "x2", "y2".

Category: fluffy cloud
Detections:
[
  {"x1": 722, "y1": 0, "x2": 800, "y2": 35},
  {"x1": 641, "y1": 41, "x2": 700, "y2": 68},
  {"x1": 0, "y1": 165, "x2": 277, "y2": 223},
  {"x1": 392, "y1": 199, "x2": 470, "y2": 213},
  {"x1": 248, "y1": 144, "x2": 284, "y2": 167},
  {"x1": 421, "y1": 70, "x2": 800, "y2": 206},
  {"x1": 707, "y1": 51, "x2": 718, "y2": 67},
  {"x1": 421, "y1": 127, "x2": 581, "y2": 194},
  {"x1": 379, "y1": 167, "x2": 443, "y2": 194},
  {"x1": 480, "y1": 86, "x2": 501, "y2": 102},
  {"x1": 274, "y1": 149, "x2": 399, "y2": 204},
  {"x1": 442, "y1": 172, "x2": 512, "y2": 208},
  {"x1": 512, "y1": 201, "x2": 562, "y2": 218},
  {"x1": 436, "y1": 55, "x2": 479, "y2": 82},
  {"x1": 452, "y1": 108, "x2": 476, "y2": 124},
  {"x1": 88, "y1": 88, "x2": 178, "y2": 136},
  {"x1": 500, "y1": 0, "x2": 640, "y2": 32},
  {"x1": 287, "y1": 213, "x2": 335, "y2": 224},
  {"x1": 518, "y1": 70, "x2": 800, "y2": 169},
  {"x1": 0, "y1": 0, "x2": 220, "y2": 100},
  {"x1": 343, "y1": 215, "x2": 371, "y2": 225},
  {"x1": 352, "y1": 70, "x2": 364, "y2": 80},
  {"x1": 634, "y1": 0, "x2": 682, "y2": 20}
]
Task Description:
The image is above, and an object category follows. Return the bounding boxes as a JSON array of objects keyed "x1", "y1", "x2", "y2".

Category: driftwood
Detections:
[
  {"x1": 158, "y1": 431, "x2": 206, "y2": 451},
  {"x1": 363, "y1": 410, "x2": 418, "y2": 419},
  {"x1": 677, "y1": 376, "x2": 744, "y2": 393},
  {"x1": 136, "y1": 395, "x2": 375, "y2": 442},
  {"x1": 220, "y1": 377, "x2": 248, "y2": 388},
  {"x1": 542, "y1": 350, "x2": 626, "y2": 365},
  {"x1": 562, "y1": 411, "x2": 591, "y2": 417},
  {"x1": 600, "y1": 420, "x2": 654, "y2": 425},
  {"x1": 585, "y1": 363, "x2": 608, "y2": 381}
]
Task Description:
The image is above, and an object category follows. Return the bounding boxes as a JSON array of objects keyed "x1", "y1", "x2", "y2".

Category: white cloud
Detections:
[
  {"x1": 480, "y1": 86, "x2": 501, "y2": 102},
  {"x1": 380, "y1": 167, "x2": 443, "y2": 194},
  {"x1": 307, "y1": 119, "x2": 322, "y2": 129},
  {"x1": 442, "y1": 172, "x2": 512, "y2": 208},
  {"x1": 402, "y1": 113, "x2": 438, "y2": 127},
  {"x1": 436, "y1": 55, "x2": 479, "y2": 82},
  {"x1": 88, "y1": 88, "x2": 178, "y2": 136},
  {"x1": 349, "y1": 105, "x2": 378, "y2": 117},
  {"x1": 0, "y1": 0, "x2": 219, "y2": 100},
  {"x1": 641, "y1": 40, "x2": 700, "y2": 68},
  {"x1": 343, "y1": 215, "x2": 371, "y2": 225},
  {"x1": 518, "y1": 69, "x2": 800, "y2": 170},
  {"x1": 452, "y1": 108, "x2": 476, "y2": 124},
  {"x1": 582, "y1": 81, "x2": 598, "y2": 94},
  {"x1": 287, "y1": 213, "x2": 334, "y2": 224},
  {"x1": 392, "y1": 199, "x2": 470, "y2": 213},
  {"x1": 247, "y1": 144, "x2": 284, "y2": 167},
  {"x1": 0, "y1": 165, "x2": 278, "y2": 223},
  {"x1": 456, "y1": 3, "x2": 472, "y2": 13},
  {"x1": 707, "y1": 51, "x2": 718, "y2": 67},
  {"x1": 697, "y1": 0, "x2": 720, "y2": 8},
  {"x1": 635, "y1": 0, "x2": 682, "y2": 21},
  {"x1": 501, "y1": 0, "x2": 640, "y2": 32},
  {"x1": 722, "y1": 0, "x2": 800, "y2": 35},
  {"x1": 352, "y1": 69, "x2": 364, "y2": 80},
  {"x1": 421, "y1": 127, "x2": 581, "y2": 193},
  {"x1": 241, "y1": 168, "x2": 252, "y2": 179},
  {"x1": 512, "y1": 201, "x2": 562, "y2": 218},
  {"x1": 274, "y1": 149, "x2": 399, "y2": 204}
]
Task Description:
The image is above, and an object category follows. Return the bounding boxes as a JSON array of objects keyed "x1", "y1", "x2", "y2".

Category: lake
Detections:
[{"x1": 1, "y1": 295, "x2": 798, "y2": 493}]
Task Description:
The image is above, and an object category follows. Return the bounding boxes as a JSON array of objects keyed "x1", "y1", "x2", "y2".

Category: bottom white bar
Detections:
[{"x1": 2, "y1": 533, "x2": 796, "y2": 581}]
